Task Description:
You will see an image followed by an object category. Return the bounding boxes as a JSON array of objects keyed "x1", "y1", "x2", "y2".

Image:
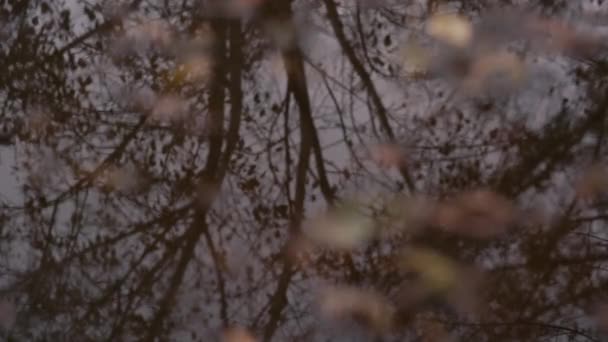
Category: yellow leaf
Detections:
[
  {"x1": 399, "y1": 248, "x2": 458, "y2": 293},
  {"x1": 399, "y1": 40, "x2": 431, "y2": 75},
  {"x1": 303, "y1": 203, "x2": 375, "y2": 250},
  {"x1": 426, "y1": 13, "x2": 472, "y2": 48},
  {"x1": 464, "y1": 51, "x2": 526, "y2": 92}
]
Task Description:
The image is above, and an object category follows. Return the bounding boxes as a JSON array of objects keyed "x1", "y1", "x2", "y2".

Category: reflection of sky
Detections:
[
  {"x1": 1, "y1": 0, "x2": 608, "y2": 340},
  {"x1": 0, "y1": 146, "x2": 21, "y2": 204}
]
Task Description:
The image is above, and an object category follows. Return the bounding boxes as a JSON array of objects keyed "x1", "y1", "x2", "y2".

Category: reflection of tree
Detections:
[{"x1": 0, "y1": 0, "x2": 608, "y2": 341}]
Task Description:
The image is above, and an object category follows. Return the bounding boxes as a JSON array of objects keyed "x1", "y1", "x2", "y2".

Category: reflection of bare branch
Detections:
[
  {"x1": 443, "y1": 319, "x2": 600, "y2": 342},
  {"x1": 257, "y1": 0, "x2": 323, "y2": 339},
  {"x1": 17, "y1": 0, "x2": 144, "y2": 78},
  {"x1": 323, "y1": 0, "x2": 415, "y2": 192},
  {"x1": 145, "y1": 215, "x2": 210, "y2": 340},
  {"x1": 203, "y1": 226, "x2": 229, "y2": 326},
  {"x1": 46, "y1": 116, "x2": 147, "y2": 206},
  {"x1": 495, "y1": 93, "x2": 608, "y2": 196}
]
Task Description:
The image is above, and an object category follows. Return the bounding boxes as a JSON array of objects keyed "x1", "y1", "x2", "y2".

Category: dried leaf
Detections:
[
  {"x1": 463, "y1": 51, "x2": 526, "y2": 93},
  {"x1": 0, "y1": 300, "x2": 16, "y2": 331},
  {"x1": 434, "y1": 189, "x2": 515, "y2": 239},
  {"x1": 103, "y1": 164, "x2": 147, "y2": 194},
  {"x1": 181, "y1": 55, "x2": 212, "y2": 82},
  {"x1": 303, "y1": 202, "x2": 375, "y2": 250},
  {"x1": 319, "y1": 286, "x2": 395, "y2": 332},
  {"x1": 398, "y1": 248, "x2": 485, "y2": 316},
  {"x1": 113, "y1": 86, "x2": 155, "y2": 112},
  {"x1": 370, "y1": 143, "x2": 408, "y2": 169},
  {"x1": 109, "y1": 20, "x2": 175, "y2": 59},
  {"x1": 380, "y1": 195, "x2": 435, "y2": 236},
  {"x1": 25, "y1": 107, "x2": 52, "y2": 136},
  {"x1": 526, "y1": 17, "x2": 601, "y2": 58},
  {"x1": 444, "y1": 266, "x2": 485, "y2": 316},
  {"x1": 223, "y1": 327, "x2": 257, "y2": 342},
  {"x1": 102, "y1": 1, "x2": 128, "y2": 23},
  {"x1": 284, "y1": 235, "x2": 315, "y2": 267},
  {"x1": 576, "y1": 164, "x2": 608, "y2": 200},
  {"x1": 132, "y1": 21, "x2": 173, "y2": 47},
  {"x1": 399, "y1": 40, "x2": 431, "y2": 76},
  {"x1": 150, "y1": 94, "x2": 189, "y2": 123},
  {"x1": 399, "y1": 248, "x2": 459, "y2": 293}
]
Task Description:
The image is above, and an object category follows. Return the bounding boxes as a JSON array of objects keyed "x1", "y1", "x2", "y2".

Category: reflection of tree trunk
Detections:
[
  {"x1": 286, "y1": 55, "x2": 335, "y2": 204},
  {"x1": 218, "y1": 21, "x2": 244, "y2": 179},
  {"x1": 262, "y1": 261, "x2": 295, "y2": 341},
  {"x1": 495, "y1": 97, "x2": 608, "y2": 196},
  {"x1": 145, "y1": 215, "x2": 210, "y2": 340},
  {"x1": 144, "y1": 18, "x2": 229, "y2": 340},
  {"x1": 203, "y1": 226, "x2": 229, "y2": 326},
  {"x1": 307, "y1": 108, "x2": 335, "y2": 203},
  {"x1": 283, "y1": 55, "x2": 313, "y2": 232},
  {"x1": 202, "y1": 19, "x2": 245, "y2": 329},
  {"x1": 103, "y1": 229, "x2": 185, "y2": 339},
  {"x1": 322, "y1": 0, "x2": 415, "y2": 192},
  {"x1": 203, "y1": 21, "x2": 227, "y2": 180},
  {"x1": 260, "y1": 1, "x2": 324, "y2": 339},
  {"x1": 261, "y1": 49, "x2": 310, "y2": 342}
]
